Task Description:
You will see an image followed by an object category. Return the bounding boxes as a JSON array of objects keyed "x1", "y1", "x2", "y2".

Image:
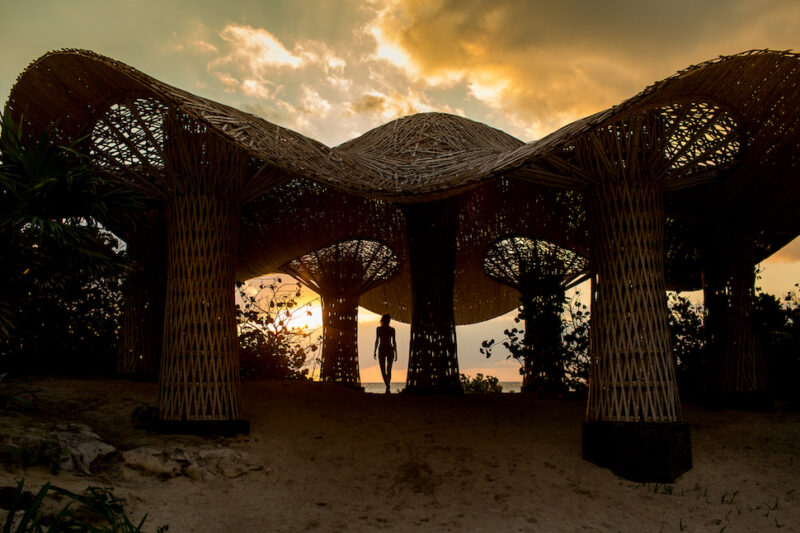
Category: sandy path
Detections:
[{"x1": 1, "y1": 378, "x2": 799, "y2": 532}]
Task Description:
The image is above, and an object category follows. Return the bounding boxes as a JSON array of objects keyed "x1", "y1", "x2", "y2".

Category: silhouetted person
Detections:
[{"x1": 374, "y1": 313, "x2": 397, "y2": 393}]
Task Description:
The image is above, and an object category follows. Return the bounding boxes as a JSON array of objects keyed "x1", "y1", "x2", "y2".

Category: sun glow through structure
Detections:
[{"x1": 286, "y1": 304, "x2": 323, "y2": 332}]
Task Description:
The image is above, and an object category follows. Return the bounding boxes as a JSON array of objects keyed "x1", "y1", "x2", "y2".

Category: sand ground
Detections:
[{"x1": 1, "y1": 377, "x2": 799, "y2": 532}]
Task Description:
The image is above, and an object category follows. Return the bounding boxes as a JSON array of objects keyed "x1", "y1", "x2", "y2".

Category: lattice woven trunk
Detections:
[
  {"x1": 586, "y1": 181, "x2": 682, "y2": 423},
  {"x1": 117, "y1": 221, "x2": 166, "y2": 376},
  {"x1": 402, "y1": 200, "x2": 461, "y2": 394},
  {"x1": 159, "y1": 193, "x2": 242, "y2": 421},
  {"x1": 320, "y1": 295, "x2": 361, "y2": 386},
  {"x1": 703, "y1": 231, "x2": 766, "y2": 394},
  {"x1": 520, "y1": 292, "x2": 566, "y2": 392}
]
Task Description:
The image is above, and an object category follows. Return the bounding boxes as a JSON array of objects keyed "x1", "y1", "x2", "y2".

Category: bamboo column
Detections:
[
  {"x1": 154, "y1": 114, "x2": 250, "y2": 434},
  {"x1": 483, "y1": 236, "x2": 587, "y2": 393},
  {"x1": 577, "y1": 112, "x2": 692, "y2": 482},
  {"x1": 702, "y1": 229, "x2": 770, "y2": 409},
  {"x1": 282, "y1": 239, "x2": 400, "y2": 388},
  {"x1": 158, "y1": 192, "x2": 243, "y2": 426},
  {"x1": 520, "y1": 289, "x2": 567, "y2": 392},
  {"x1": 401, "y1": 198, "x2": 462, "y2": 394},
  {"x1": 91, "y1": 97, "x2": 262, "y2": 434},
  {"x1": 586, "y1": 181, "x2": 681, "y2": 422},
  {"x1": 320, "y1": 295, "x2": 360, "y2": 384},
  {"x1": 117, "y1": 213, "x2": 166, "y2": 378}
]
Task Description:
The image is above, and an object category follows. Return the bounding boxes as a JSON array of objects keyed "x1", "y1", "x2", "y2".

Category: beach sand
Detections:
[{"x1": 1, "y1": 377, "x2": 799, "y2": 532}]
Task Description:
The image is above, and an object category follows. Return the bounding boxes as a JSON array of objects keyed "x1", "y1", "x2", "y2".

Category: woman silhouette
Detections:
[{"x1": 373, "y1": 313, "x2": 397, "y2": 393}]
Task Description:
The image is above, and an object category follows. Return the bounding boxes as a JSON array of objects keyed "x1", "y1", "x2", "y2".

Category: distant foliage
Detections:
[
  {"x1": 561, "y1": 293, "x2": 590, "y2": 393},
  {"x1": 236, "y1": 277, "x2": 319, "y2": 380},
  {"x1": 667, "y1": 286, "x2": 800, "y2": 403},
  {"x1": 667, "y1": 292, "x2": 706, "y2": 399},
  {"x1": 0, "y1": 226, "x2": 124, "y2": 376},
  {"x1": 0, "y1": 113, "x2": 136, "y2": 376},
  {"x1": 754, "y1": 284, "x2": 800, "y2": 403},
  {"x1": 459, "y1": 373, "x2": 503, "y2": 393}
]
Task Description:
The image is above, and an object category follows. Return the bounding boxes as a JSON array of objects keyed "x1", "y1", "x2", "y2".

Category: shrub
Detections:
[
  {"x1": 459, "y1": 373, "x2": 503, "y2": 393},
  {"x1": 236, "y1": 277, "x2": 319, "y2": 380}
]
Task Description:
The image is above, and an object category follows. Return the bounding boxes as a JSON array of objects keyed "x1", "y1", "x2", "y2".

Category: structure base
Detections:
[
  {"x1": 155, "y1": 419, "x2": 250, "y2": 437},
  {"x1": 582, "y1": 421, "x2": 692, "y2": 482}
]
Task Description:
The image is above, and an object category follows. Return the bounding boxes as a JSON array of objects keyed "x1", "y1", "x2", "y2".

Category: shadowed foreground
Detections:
[{"x1": 1, "y1": 378, "x2": 798, "y2": 532}]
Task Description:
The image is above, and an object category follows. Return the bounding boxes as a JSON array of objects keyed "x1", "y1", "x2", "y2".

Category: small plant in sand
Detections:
[
  {"x1": 1, "y1": 479, "x2": 167, "y2": 532},
  {"x1": 236, "y1": 277, "x2": 319, "y2": 380}
]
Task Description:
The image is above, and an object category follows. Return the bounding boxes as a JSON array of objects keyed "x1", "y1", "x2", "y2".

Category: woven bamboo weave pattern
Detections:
[
  {"x1": 574, "y1": 111, "x2": 688, "y2": 423},
  {"x1": 319, "y1": 296, "x2": 361, "y2": 386},
  {"x1": 157, "y1": 113, "x2": 251, "y2": 421},
  {"x1": 587, "y1": 181, "x2": 680, "y2": 422},
  {"x1": 5, "y1": 48, "x2": 800, "y2": 408},
  {"x1": 159, "y1": 192, "x2": 242, "y2": 421}
]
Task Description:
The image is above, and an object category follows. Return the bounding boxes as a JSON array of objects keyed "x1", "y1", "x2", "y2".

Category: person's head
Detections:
[{"x1": 380, "y1": 313, "x2": 391, "y2": 326}]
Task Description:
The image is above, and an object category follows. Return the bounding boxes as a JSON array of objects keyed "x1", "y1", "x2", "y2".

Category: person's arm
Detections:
[
  {"x1": 392, "y1": 328, "x2": 398, "y2": 361},
  {"x1": 374, "y1": 327, "x2": 379, "y2": 359}
]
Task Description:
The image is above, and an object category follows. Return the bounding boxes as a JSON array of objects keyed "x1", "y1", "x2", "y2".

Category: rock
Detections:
[
  {"x1": 0, "y1": 443, "x2": 18, "y2": 463},
  {"x1": 183, "y1": 462, "x2": 215, "y2": 482},
  {"x1": 119, "y1": 446, "x2": 265, "y2": 480},
  {"x1": 0, "y1": 423, "x2": 115, "y2": 474},
  {"x1": 18, "y1": 435, "x2": 70, "y2": 473},
  {"x1": 121, "y1": 446, "x2": 184, "y2": 478},
  {"x1": 198, "y1": 448, "x2": 252, "y2": 478},
  {"x1": 52, "y1": 430, "x2": 116, "y2": 474}
]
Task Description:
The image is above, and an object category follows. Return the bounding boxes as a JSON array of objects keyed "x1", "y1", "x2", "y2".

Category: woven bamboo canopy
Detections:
[{"x1": 7, "y1": 49, "x2": 799, "y2": 326}]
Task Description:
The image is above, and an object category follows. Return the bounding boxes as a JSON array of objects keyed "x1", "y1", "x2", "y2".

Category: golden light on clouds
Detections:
[
  {"x1": 215, "y1": 24, "x2": 306, "y2": 70},
  {"x1": 367, "y1": 23, "x2": 416, "y2": 74},
  {"x1": 355, "y1": 0, "x2": 800, "y2": 140}
]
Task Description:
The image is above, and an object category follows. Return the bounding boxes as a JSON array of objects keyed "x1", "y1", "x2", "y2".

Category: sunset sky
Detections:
[{"x1": 1, "y1": 0, "x2": 798, "y2": 381}]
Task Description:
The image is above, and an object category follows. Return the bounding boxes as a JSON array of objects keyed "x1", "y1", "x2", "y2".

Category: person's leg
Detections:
[
  {"x1": 379, "y1": 354, "x2": 389, "y2": 388},
  {"x1": 385, "y1": 356, "x2": 394, "y2": 393}
]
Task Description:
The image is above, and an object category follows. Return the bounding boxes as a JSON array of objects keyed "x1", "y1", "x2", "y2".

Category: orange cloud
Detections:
[
  {"x1": 214, "y1": 24, "x2": 306, "y2": 71},
  {"x1": 363, "y1": 0, "x2": 800, "y2": 139}
]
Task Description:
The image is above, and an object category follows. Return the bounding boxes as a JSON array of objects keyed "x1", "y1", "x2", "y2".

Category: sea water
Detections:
[{"x1": 362, "y1": 382, "x2": 523, "y2": 394}]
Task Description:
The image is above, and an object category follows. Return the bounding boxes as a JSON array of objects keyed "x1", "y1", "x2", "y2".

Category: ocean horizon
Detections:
[{"x1": 362, "y1": 381, "x2": 523, "y2": 394}]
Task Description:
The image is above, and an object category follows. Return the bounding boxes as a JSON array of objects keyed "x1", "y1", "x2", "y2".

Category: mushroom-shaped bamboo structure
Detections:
[
  {"x1": 281, "y1": 238, "x2": 400, "y2": 387},
  {"x1": 91, "y1": 98, "x2": 260, "y2": 432},
  {"x1": 567, "y1": 103, "x2": 741, "y2": 481},
  {"x1": 483, "y1": 236, "x2": 588, "y2": 393}
]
